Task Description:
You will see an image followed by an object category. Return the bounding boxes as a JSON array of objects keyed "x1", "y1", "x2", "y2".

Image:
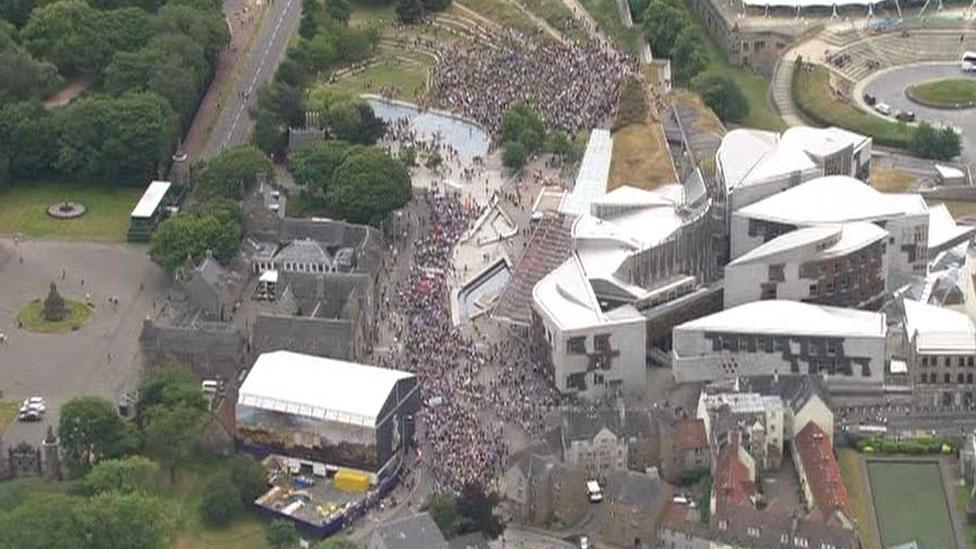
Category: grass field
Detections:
[
  {"x1": 608, "y1": 123, "x2": 674, "y2": 191},
  {"x1": 325, "y1": 58, "x2": 429, "y2": 101},
  {"x1": 453, "y1": 0, "x2": 539, "y2": 36},
  {"x1": 519, "y1": 0, "x2": 590, "y2": 42},
  {"x1": 0, "y1": 182, "x2": 139, "y2": 242},
  {"x1": 696, "y1": 39, "x2": 785, "y2": 132},
  {"x1": 908, "y1": 78, "x2": 976, "y2": 106},
  {"x1": 837, "y1": 449, "x2": 878, "y2": 549},
  {"x1": 575, "y1": 0, "x2": 641, "y2": 54},
  {"x1": 954, "y1": 483, "x2": 976, "y2": 549},
  {"x1": 926, "y1": 199, "x2": 976, "y2": 219},
  {"x1": 0, "y1": 401, "x2": 18, "y2": 436},
  {"x1": 793, "y1": 65, "x2": 915, "y2": 149},
  {"x1": 871, "y1": 167, "x2": 917, "y2": 192},
  {"x1": 866, "y1": 460, "x2": 954, "y2": 549},
  {"x1": 17, "y1": 299, "x2": 93, "y2": 333}
]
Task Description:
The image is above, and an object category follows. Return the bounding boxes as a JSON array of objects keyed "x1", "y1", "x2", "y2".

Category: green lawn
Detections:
[
  {"x1": 0, "y1": 182, "x2": 140, "y2": 242},
  {"x1": 908, "y1": 78, "x2": 976, "y2": 106},
  {"x1": 954, "y1": 483, "x2": 976, "y2": 549},
  {"x1": 0, "y1": 401, "x2": 18, "y2": 436},
  {"x1": 519, "y1": 0, "x2": 590, "y2": 42},
  {"x1": 837, "y1": 449, "x2": 878, "y2": 549},
  {"x1": 17, "y1": 299, "x2": 94, "y2": 333},
  {"x1": 325, "y1": 57, "x2": 429, "y2": 101},
  {"x1": 793, "y1": 64, "x2": 915, "y2": 149},
  {"x1": 452, "y1": 0, "x2": 539, "y2": 37},
  {"x1": 866, "y1": 460, "x2": 954, "y2": 549},
  {"x1": 0, "y1": 477, "x2": 71, "y2": 511},
  {"x1": 574, "y1": 0, "x2": 641, "y2": 54}
]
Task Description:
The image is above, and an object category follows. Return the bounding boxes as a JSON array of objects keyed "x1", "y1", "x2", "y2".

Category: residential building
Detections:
[
  {"x1": 561, "y1": 409, "x2": 629, "y2": 476},
  {"x1": 792, "y1": 422, "x2": 853, "y2": 527},
  {"x1": 724, "y1": 222, "x2": 888, "y2": 310},
  {"x1": 698, "y1": 390, "x2": 785, "y2": 470},
  {"x1": 179, "y1": 255, "x2": 243, "y2": 322},
  {"x1": 903, "y1": 298, "x2": 976, "y2": 407},
  {"x1": 367, "y1": 513, "x2": 448, "y2": 549},
  {"x1": 672, "y1": 300, "x2": 887, "y2": 387},
  {"x1": 659, "y1": 418, "x2": 710, "y2": 483},
  {"x1": 597, "y1": 470, "x2": 671, "y2": 549},
  {"x1": 710, "y1": 431, "x2": 756, "y2": 515},
  {"x1": 499, "y1": 452, "x2": 587, "y2": 527},
  {"x1": 737, "y1": 374, "x2": 835, "y2": 444},
  {"x1": 658, "y1": 502, "x2": 860, "y2": 549}
]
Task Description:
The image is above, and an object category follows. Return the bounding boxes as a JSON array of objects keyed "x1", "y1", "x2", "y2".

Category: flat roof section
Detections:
[
  {"x1": 676, "y1": 300, "x2": 886, "y2": 338},
  {"x1": 559, "y1": 129, "x2": 613, "y2": 217},
  {"x1": 131, "y1": 180, "x2": 172, "y2": 219}
]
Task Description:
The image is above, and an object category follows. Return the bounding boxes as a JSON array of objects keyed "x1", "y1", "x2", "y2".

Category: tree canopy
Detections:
[
  {"x1": 288, "y1": 139, "x2": 357, "y2": 198},
  {"x1": 75, "y1": 455, "x2": 161, "y2": 497},
  {"x1": 501, "y1": 104, "x2": 546, "y2": 170},
  {"x1": 691, "y1": 71, "x2": 749, "y2": 123},
  {"x1": 328, "y1": 147, "x2": 412, "y2": 224},
  {"x1": 194, "y1": 144, "x2": 274, "y2": 199},
  {"x1": 910, "y1": 121, "x2": 962, "y2": 160},
  {"x1": 58, "y1": 396, "x2": 139, "y2": 477}
]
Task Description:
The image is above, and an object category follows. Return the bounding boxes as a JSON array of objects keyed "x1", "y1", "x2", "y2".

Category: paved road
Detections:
[
  {"x1": 204, "y1": 0, "x2": 302, "y2": 159},
  {"x1": 859, "y1": 63, "x2": 976, "y2": 165}
]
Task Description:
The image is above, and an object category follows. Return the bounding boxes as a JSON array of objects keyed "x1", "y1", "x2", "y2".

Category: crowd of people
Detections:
[
  {"x1": 375, "y1": 189, "x2": 560, "y2": 492},
  {"x1": 430, "y1": 31, "x2": 636, "y2": 139}
]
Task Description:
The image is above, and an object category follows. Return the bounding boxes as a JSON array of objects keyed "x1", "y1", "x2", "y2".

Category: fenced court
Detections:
[{"x1": 866, "y1": 459, "x2": 955, "y2": 549}]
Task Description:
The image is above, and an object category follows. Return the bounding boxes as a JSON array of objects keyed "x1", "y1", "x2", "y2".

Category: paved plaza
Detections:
[{"x1": 0, "y1": 238, "x2": 167, "y2": 445}]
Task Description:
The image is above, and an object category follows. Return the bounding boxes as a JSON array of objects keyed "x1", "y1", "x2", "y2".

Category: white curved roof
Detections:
[
  {"x1": 736, "y1": 176, "x2": 926, "y2": 225},
  {"x1": 903, "y1": 298, "x2": 976, "y2": 353},
  {"x1": 729, "y1": 222, "x2": 887, "y2": 266},
  {"x1": 238, "y1": 351, "x2": 415, "y2": 426},
  {"x1": 676, "y1": 300, "x2": 886, "y2": 338}
]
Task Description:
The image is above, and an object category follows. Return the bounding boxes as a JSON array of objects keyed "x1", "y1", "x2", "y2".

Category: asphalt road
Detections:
[
  {"x1": 204, "y1": 0, "x2": 302, "y2": 159},
  {"x1": 861, "y1": 63, "x2": 976, "y2": 165}
]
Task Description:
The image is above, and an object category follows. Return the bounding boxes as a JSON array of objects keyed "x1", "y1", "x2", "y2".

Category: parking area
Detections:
[{"x1": 0, "y1": 238, "x2": 167, "y2": 446}]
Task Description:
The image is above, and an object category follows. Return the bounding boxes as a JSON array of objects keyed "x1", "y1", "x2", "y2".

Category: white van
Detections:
[
  {"x1": 201, "y1": 380, "x2": 219, "y2": 394},
  {"x1": 586, "y1": 480, "x2": 603, "y2": 503}
]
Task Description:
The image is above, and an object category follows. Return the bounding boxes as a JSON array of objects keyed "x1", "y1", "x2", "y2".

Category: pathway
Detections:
[
  {"x1": 857, "y1": 453, "x2": 884, "y2": 549},
  {"x1": 505, "y1": 0, "x2": 569, "y2": 45},
  {"x1": 770, "y1": 52, "x2": 805, "y2": 127},
  {"x1": 940, "y1": 458, "x2": 968, "y2": 549},
  {"x1": 44, "y1": 76, "x2": 94, "y2": 109}
]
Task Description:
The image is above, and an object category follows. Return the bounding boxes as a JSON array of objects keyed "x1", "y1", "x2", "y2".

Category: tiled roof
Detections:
[
  {"x1": 676, "y1": 418, "x2": 707, "y2": 450},
  {"x1": 713, "y1": 432, "x2": 755, "y2": 508},
  {"x1": 795, "y1": 422, "x2": 852, "y2": 521}
]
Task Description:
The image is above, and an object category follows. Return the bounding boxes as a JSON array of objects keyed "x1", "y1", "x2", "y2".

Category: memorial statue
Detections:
[{"x1": 43, "y1": 282, "x2": 66, "y2": 322}]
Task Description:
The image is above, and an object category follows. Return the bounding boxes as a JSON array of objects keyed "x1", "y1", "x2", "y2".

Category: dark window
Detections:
[
  {"x1": 760, "y1": 283, "x2": 777, "y2": 300},
  {"x1": 594, "y1": 334, "x2": 611, "y2": 353},
  {"x1": 946, "y1": 357, "x2": 952, "y2": 367},
  {"x1": 945, "y1": 373, "x2": 952, "y2": 384},
  {"x1": 568, "y1": 336, "x2": 586, "y2": 354},
  {"x1": 922, "y1": 357, "x2": 928, "y2": 367},
  {"x1": 969, "y1": 357, "x2": 974, "y2": 367},
  {"x1": 768, "y1": 264, "x2": 785, "y2": 282},
  {"x1": 960, "y1": 357, "x2": 966, "y2": 367},
  {"x1": 809, "y1": 284, "x2": 819, "y2": 296},
  {"x1": 968, "y1": 374, "x2": 974, "y2": 384},
  {"x1": 959, "y1": 373, "x2": 966, "y2": 384}
]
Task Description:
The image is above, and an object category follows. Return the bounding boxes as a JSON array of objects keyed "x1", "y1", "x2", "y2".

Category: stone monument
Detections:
[
  {"x1": 42, "y1": 426, "x2": 61, "y2": 481},
  {"x1": 43, "y1": 282, "x2": 66, "y2": 322}
]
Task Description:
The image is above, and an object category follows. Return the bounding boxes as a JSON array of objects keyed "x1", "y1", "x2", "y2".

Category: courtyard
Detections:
[
  {"x1": 0, "y1": 237, "x2": 167, "y2": 447},
  {"x1": 866, "y1": 459, "x2": 955, "y2": 549},
  {"x1": 0, "y1": 182, "x2": 140, "y2": 242}
]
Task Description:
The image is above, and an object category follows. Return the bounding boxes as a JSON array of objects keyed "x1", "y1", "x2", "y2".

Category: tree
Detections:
[
  {"x1": 288, "y1": 139, "x2": 353, "y2": 197},
  {"x1": 313, "y1": 536, "x2": 357, "y2": 549},
  {"x1": 326, "y1": 0, "x2": 350, "y2": 24},
  {"x1": 641, "y1": 0, "x2": 687, "y2": 58},
  {"x1": 54, "y1": 92, "x2": 177, "y2": 185},
  {"x1": 200, "y1": 474, "x2": 244, "y2": 526},
  {"x1": 265, "y1": 519, "x2": 300, "y2": 548},
  {"x1": 229, "y1": 454, "x2": 269, "y2": 506},
  {"x1": 150, "y1": 213, "x2": 240, "y2": 273},
  {"x1": 143, "y1": 403, "x2": 207, "y2": 483},
  {"x1": 395, "y1": 0, "x2": 424, "y2": 23},
  {"x1": 195, "y1": 144, "x2": 273, "y2": 199},
  {"x1": 669, "y1": 27, "x2": 707, "y2": 84},
  {"x1": 502, "y1": 140, "x2": 528, "y2": 170},
  {"x1": 423, "y1": 0, "x2": 451, "y2": 11},
  {"x1": 910, "y1": 121, "x2": 962, "y2": 160},
  {"x1": 328, "y1": 147, "x2": 412, "y2": 224},
  {"x1": 0, "y1": 0, "x2": 42, "y2": 27},
  {"x1": 691, "y1": 71, "x2": 748, "y2": 123},
  {"x1": 457, "y1": 482, "x2": 505, "y2": 539},
  {"x1": 0, "y1": 46, "x2": 61, "y2": 104},
  {"x1": 84, "y1": 492, "x2": 175, "y2": 549},
  {"x1": 76, "y1": 455, "x2": 160, "y2": 496},
  {"x1": 253, "y1": 82, "x2": 306, "y2": 156},
  {"x1": 153, "y1": 3, "x2": 229, "y2": 64},
  {"x1": 21, "y1": 0, "x2": 105, "y2": 74},
  {"x1": 323, "y1": 100, "x2": 386, "y2": 144},
  {"x1": 544, "y1": 131, "x2": 572, "y2": 158},
  {"x1": 0, "y1": 100, "x2": 58, "y2": 179},
  {"x1": 58, "y1": 396, "x2": 139, "y2": 477},
  {"x1": 136, "y1": 365, "x2": 209, "y2": 423},
  {"x1": 0, "y1": 493, "x2": 88, "y2": 549},
  {"x1": 502, "y1": 103, "x2": 545, "y2": 154},
  {"x1": 425, "y1": 492, "x2": 462, "y2": 538}
]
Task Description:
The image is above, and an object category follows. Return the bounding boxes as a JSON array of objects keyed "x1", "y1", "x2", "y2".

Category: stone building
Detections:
[
  {"x1": 597, "y1": 470, "x2": 671, "y2": 549},
  {"x1": 500, "y1": 452, "x2": 588, "y2": 528},
  {"x1": 659, "y1": 418, "x2": 710, "y2": 484}
]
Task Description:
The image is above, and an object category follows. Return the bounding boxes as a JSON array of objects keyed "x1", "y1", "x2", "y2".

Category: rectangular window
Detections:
[
  {"x1": 568, "y1": 336, "x2": 586, "y2": 354},
  {"x1": 768, "y1": 263, "x2": 785, "y2": 282},
  {"x1": 826, "y1": 341, "x2": 837, "y2": 355},
  {"x1": 760, "y1": 283, "x2": 777, "y2": 300},
  {"x1": 594, "y1": 334, "x2": 611, "y2": 353},
  {"x1": 809, "y1": 284, "x2": 818, "y2": 296}
]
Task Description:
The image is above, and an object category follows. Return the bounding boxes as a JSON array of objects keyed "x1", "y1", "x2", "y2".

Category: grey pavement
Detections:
[
  {"x1": 0, "y1": 238, "x2": 167, "y2": 447},
  {"x1": 859, "y1": 63, "x2": 976, "y2": 164},
  {"x1": 204, "y1": 0, "x2": 302, "y2": 159}
]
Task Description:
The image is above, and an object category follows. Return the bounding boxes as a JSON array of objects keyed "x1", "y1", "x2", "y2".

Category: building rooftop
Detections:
[
  {"x1": 676, "y1": 418, "x2": 707, "y2": 450},
  {"x1": 559, "y1": 129, "x2": 612, "y2": 216},
  {"x1": 928, "y1": 202, "x2": 976, "y2": 253},
  {"x1": 238, "y1": 351, "x2": 414, "y2": 426},
  {"x1": 736, "y1": 175, "x2": 926, "y2": 226},
  {"x1": 372, "y1": 513, "x2": 446, "y2": 549},
  {"x1": 903, "y1": 298, "x2": 976, "y2": 353},
  {"x1": 131, "y1": 180, "x2": 172, "y2": 219},
  {"x1": 675, "y1": 300, "x2": 886, "y2": 338},
  {"x1": 794, "y1": 422, "x2": 852, "y2": 521},
  {"x1": 728, "y1": 222, "x2": 887, "y2": 267},
  {"x1": 713, "y1": 432, "x2": 755, "y2": 508}
]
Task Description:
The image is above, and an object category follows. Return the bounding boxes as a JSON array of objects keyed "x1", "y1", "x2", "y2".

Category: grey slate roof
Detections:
[
  {"x1": 605, "y1": 470, "x2": 668, "y2": 510},
  {"x1": 252, "y1": 313, "x2": 353, "y2": 360},
  {"x1": 275, "y1": 238, "x2": 332, "y2": 265},
  {"x1": 738, "y1": 374, "x2": 831, "y2": 412},
  {"x1": 373, "y1": 512, "x2": 446, "y2": 549}
]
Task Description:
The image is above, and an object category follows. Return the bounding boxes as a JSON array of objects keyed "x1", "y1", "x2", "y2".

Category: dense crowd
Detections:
[
  {"x1": 376, "y1": 190, "x2": 559, "y2": 491},
  {"x1": 430, "y1": 32, "x2": 636, "y2": 139}
]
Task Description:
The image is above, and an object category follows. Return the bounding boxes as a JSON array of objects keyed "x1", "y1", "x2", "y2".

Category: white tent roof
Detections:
[
  {"x1": 902, "y1": 298, "x2": 976, "y2": 353},
  {"x1": 131, "y1": 181, "x2": 172, "y2": 219},
  {"x1": 676, "y1": 300, "x2": 886, "y2": 338},
  {"x1": 238, "y1": 351, "x2": 415, "y2": 426}
]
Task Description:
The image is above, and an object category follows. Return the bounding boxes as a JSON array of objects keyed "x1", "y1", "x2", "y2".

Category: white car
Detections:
[
  {"x1": 874, "y1": 102, "x2": 892, "y2": 116},
  {"x1": 20, "y1": 397, "x2": 46, "y2": 414},
  {"x1": 579, "y1": 536, "x2": 590, "y2": 549}
]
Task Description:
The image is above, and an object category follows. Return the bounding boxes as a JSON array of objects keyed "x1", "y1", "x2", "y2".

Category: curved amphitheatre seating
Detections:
[{"x1": 828, "y1": 29, "x2": 976, "y2": 83}]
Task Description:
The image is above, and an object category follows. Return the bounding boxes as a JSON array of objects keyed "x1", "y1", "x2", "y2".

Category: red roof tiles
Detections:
[{"x1": 795, "y1": 422, "x2": 853, "y2": 521}]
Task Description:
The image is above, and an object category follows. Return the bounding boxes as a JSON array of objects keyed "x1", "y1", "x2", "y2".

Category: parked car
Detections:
[
  {"x1": 18, "y1": 409, "x2": 42, "y2": 422},
  {"x1": 579, "y1": 535, "x2": 590, "y2": 549},
  {"x1": 874, "y1": 102, "x2": 892, "y2": 115},
  {"x1": 20, "y1": 397, "x2": 46, "y2": 414},
  {"x1": 896, "y1": 110, "x2": 915, "y2": 122},
  {"x1": 864, "y1": 93, "x2": 877, "y2": 106}
]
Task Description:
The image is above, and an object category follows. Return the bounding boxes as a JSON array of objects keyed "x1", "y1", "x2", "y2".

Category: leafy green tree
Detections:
[
  {"x1": 326, "y1": 0, "x2": 350, "y2": 23},
  {"x1": 691, "y1": 71, "x2": 748, "y2": 122},
  {"x1": 75, "y1": 456, "x2": 161, "y2": 496},
  {"x1": 195, "y1": 144, "x2": 273, "y2": 199},
  {"x1": 544, "y1": 131, "x2": 572, "y2": 158},
  {"x1": 670, "y1": 27, "x2": 707, "y2": 84},
  {"x1": 425, "y1": 492, "x2": 462, "y2": 538},
  {"x1": 54, "y1": 92, "x2": 177, "y2": 184},
  {"x1": 313, "y1": 536, "x2": 357, "y2": 549},
  {"x1": 395, "y1": 0, "x2": 423, "y2": 23},
  {"x1": 0, "y1": 100, "x2": 58, "y2": 179},
  {"x1": 253, "y1": 82, "x2": 306, "y2": 156},
  {"x1": 21, "y1": 0, "x2": 104, "y2": 74},
  {"x1": 0, "y1": 0, "x2": 43, "y2": 27},
  {"x1": 288, "y1": 139, "x2": 353, "y2": 197},
  {"x1": 641, "y1": 0, "x2": 687, "y2": 57},
  {"x1": 266, "y1": 519, "x2": 300, "y2": 548},
  {"x1": 228, "y1": 454, "x2": 269, "y2": 506},
  {"x1": 143, "y1": 403, "x2": 207, "y2": 483},
  {"x1": 298, "y1": 0, "x2": 320, "y2": 39},
  {"x1": 0, "y1": 46, "x2": 61, "y2": 103},
  {"x1": 200, "y1": 473, "x2": 244, "y2": 526},
  {"x1": 328, "y1": 147, "x2": 411, "y2": 224},
  {"x1": 502, "y1": 103, "x2": 545, "y2": 154},
  {"x1": 153, "y1": 3, "x2": 229, "y2": 64},
  {"x1": 0, "y1": 493, "x2": 88, "y2": 549},
  {"x1": 910, "y1": 121, "x2": 962, "y2": 160},
  {"x1": 136, "y1": 365, "x2": 210, "y2": 423},
  {"x1": 423, "y1": 0, "x2": 451, "y2": 11},
  {"x1": 457, "y1": 482, "x2": 504, "y2": 539},
  {"x1": 323, "y1": 100, "x2": 386, "y2": 144},
  {"x1": 84, "y1": 492, "x2": 175, "y2": 549},
  {"x1": 502, "y1": 140, "x2": 528, "y2": 170},
  {"x1": 58, "y1": 396, "x2": 139, "y2": 477}
]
